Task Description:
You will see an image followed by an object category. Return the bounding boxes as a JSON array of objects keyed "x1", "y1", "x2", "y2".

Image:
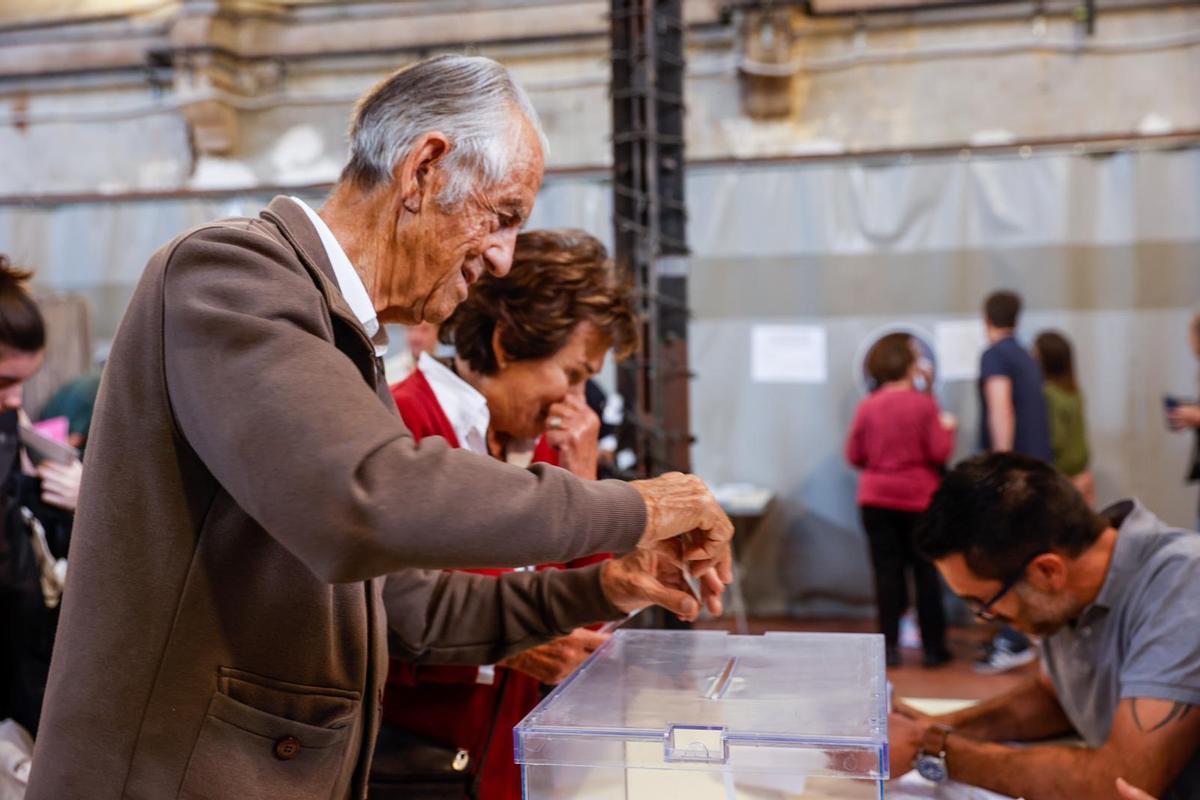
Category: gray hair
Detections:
[{"x1": 341, "y1": 54, "x2": 548, "y2": 208}]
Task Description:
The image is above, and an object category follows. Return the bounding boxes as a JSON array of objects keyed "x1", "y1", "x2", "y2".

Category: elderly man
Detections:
[
  {"x1": 28, "y1": 55, "x2": 732, "y2": 800},
  {"x1": 890, "y1": 453, "x2": 1200, "y2": 800}
]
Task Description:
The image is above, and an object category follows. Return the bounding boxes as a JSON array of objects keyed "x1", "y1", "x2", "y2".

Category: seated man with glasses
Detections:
[{"x1": 888, "y1": 452, "x2": 1200, "y2": 800}]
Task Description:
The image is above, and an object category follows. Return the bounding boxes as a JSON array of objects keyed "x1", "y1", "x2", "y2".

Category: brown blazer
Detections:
[{"x1": 28, "y1": 197, "x2": 645, "y2": 800}]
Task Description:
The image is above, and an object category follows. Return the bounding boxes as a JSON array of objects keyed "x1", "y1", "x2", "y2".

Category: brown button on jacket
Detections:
[{"x1": 27, "y1": 197, "x2": 645, "y2": 800}]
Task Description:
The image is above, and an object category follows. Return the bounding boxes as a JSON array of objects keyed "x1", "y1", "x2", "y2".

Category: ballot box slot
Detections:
[{"x1": 703, "y1": 656, "x2": 739, "y2": 701}]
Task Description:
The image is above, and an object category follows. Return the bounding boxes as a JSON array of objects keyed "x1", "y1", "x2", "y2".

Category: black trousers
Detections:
[{"x1": 860, "y1": 505, "x2": 947, "y2": 655}]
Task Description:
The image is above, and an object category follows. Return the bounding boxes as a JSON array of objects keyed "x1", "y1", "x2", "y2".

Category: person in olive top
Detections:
[{"x1": 1034, "y1": 331, "x2": 1094, "y2": 505}]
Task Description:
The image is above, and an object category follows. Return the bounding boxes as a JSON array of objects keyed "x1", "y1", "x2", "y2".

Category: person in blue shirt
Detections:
[
  {"x1": 979, "y1": 291, "x2": 1053, "y2": 460},
  {"x1": 975, "y1": 290, "x2": 1053, "y2": 674}
]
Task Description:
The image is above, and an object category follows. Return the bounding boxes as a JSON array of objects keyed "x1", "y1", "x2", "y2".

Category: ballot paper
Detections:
[{"x1": 889, "y1": 772, "x2": 1020, "y2": 800}]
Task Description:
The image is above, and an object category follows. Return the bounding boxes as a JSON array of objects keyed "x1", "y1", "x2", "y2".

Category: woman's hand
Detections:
[
  {"x1": 39, "y1": 458, "x2": 83, "y2": 512},
  {"x1": 544, "y1": 393, "x2": 600, "y2": 480},
  {"x1": 1168, "y1": 404, "x2": 1200, "y2": 431}
]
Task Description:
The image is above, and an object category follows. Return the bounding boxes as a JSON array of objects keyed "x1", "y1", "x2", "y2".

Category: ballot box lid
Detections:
[{"x1": 514, "y1": 629, "x2": 888, "y2": 780}]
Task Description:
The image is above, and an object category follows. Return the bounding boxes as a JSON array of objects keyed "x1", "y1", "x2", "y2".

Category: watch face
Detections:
[{"x1": 916, "y1": 754, "x2": 949, "y2": 783}]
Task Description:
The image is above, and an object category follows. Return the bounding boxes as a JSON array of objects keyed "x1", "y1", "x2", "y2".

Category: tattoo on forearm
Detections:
[{"x1": 1131, "y1": 699, "x2": 1194, "y2": 733}]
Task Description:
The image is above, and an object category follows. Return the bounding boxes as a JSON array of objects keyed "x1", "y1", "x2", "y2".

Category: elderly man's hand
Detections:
[
  {"x1": 630, "y1": 473, "x2": 734, "y2": 584},
  {"x1": 500, "y1": 628, "x2": 609, "y2": 685},
  {"x1": 601, "y1": 549, "x2": 724, "y2": 623}
]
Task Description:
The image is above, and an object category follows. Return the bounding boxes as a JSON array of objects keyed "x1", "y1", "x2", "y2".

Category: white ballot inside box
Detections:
[{"x1": 515, "y1": 630, "x2": 888, "y2": 799}]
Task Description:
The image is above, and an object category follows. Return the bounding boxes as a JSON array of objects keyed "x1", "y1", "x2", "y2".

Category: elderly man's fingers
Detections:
[
  {"x1": 638, "y1": 573, "x2": 700, "y2": 621},
  {"x1": 715, "y1": 548, "x2": 734, "y2": 584},
  {"x1": 644, "y1": 538, "x2": 687, "y2": 571},
  {"x1": 699, "y1": 568, "x2": 725, "y2": 603},
  {"x1": 681, "y1": 531, "x2": 732, "y2": 565},
  {"x1": 700, "y1": 575, "x2": 724, "y2": 616}
]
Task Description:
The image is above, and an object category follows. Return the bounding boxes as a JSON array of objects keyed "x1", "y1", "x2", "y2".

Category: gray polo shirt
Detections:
[{"x1": 1042, "y1": 499, "x2": 1200, "y2": 800}]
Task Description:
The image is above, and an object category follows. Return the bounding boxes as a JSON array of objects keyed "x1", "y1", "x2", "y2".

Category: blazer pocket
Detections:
[{"x1": 178, "y1": 680, "x2": 360, "y2": 800}]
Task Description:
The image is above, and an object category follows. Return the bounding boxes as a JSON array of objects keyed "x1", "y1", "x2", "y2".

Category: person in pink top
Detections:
[{"x1": 846, "y1": 332, "x2": 958, "y2": 668}]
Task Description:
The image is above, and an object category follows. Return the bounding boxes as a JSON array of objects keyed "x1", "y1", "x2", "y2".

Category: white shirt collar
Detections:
[
  {"x1": 289, "y1": 197, "x2": 388, "y2": 357},
  {"x1": 417, "y1": 352, "x2": 490, "y2": 456}
]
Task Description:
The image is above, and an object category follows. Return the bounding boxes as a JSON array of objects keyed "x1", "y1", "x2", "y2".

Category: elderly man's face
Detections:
[{"x1": 384, "y1": 117, "x2": 544, "y2": 325}]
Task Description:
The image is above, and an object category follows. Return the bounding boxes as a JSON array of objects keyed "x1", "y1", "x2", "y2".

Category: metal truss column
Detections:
[{"x1": 610, "y1": 0, "x2": 691, "y2": 477}]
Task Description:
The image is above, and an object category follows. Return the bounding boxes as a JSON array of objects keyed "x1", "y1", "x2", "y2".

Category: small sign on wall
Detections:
[
  {"x1": 750, "y1": 324, "x2": 828, "y2": 384},
  {"x1": 934, "y1": 319, "x2": 987, "y2": 382}
]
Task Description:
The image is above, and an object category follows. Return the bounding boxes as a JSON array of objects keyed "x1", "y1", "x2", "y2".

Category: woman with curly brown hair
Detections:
[
  {"x1": 377, "y1": 229, "x2": 641, "y2": 800},
  {"x1": 424, "y1": 227, "x2": 637, "y2": 476}
]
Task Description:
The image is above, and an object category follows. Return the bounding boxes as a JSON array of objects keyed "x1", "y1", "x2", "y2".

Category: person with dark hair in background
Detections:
[
  {"x1": 980, "y1": 292, "x2": 1052, "y2": 460},
  {"x1": 585, "y1": 379, "x2": 622, "y2": 479},
  {"x1": 889, "y1": 452, "x2": 1200, "y2": 800},
  {"x1": 0, "y1": 256, "x2": 82, "y2": 740},
  {"x1": 381, "y1": 229, "x2": 671, "y2": 800},
  {"x1": 1034, "y1": 330, "x2": 1094, "y2": 505},
  {"x1": 1166, "y1": 312, "x2": 1200, "y2": 529},
  {"x1": 976, "y1": 290, "x2": 1052, "y2": 673},
  {"x1": 846, "y1": 332, "x2": 956, "y2": 669}
]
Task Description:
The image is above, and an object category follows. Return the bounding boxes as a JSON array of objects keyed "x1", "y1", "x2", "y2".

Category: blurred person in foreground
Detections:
[
  {"x1": 381, "y1": 229, "x2": 694, "y2": 800},
  {"x1": 0, "y1": 257, "x2": 84, "y2": 739},
  {"x1": 28, "y1": 55, "x2": 732, "y2": 800},
  {"x1": 1033, "y1": 330, "x2": 1095, "y2": 505},
  {"x1": 975, "y1": 290, "x2": 1052, "y2": 674},
  {"x1": 846, "y1": 332, "x2": 956, "y2": 669},
  {"x1": 889, "y1": 453, "x2": 1200, "y2": 800}
]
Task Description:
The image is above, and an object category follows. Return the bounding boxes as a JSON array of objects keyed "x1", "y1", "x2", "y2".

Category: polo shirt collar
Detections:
[{"x1": 1088, "y1": 499, "x2": 1154, "y2": 613}]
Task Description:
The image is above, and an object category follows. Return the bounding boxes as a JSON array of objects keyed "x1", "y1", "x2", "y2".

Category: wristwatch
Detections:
[{"x1": 914, "y1": 722, "x2": 953, "y2": 783}]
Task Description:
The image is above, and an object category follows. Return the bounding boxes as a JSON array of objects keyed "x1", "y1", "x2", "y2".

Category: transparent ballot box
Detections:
[{"x1": 515, "y1": 630, "x2": 888, "y2": 800}]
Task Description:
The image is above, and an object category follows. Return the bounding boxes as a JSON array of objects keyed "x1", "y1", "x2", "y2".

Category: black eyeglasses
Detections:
[{"x1": 968, "y1": 552, "x2": 1047, "y2": 623}]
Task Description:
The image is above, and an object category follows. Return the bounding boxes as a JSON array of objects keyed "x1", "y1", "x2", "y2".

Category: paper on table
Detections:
[
  {"x1": 750, "y1": 325, "x2": 827, "y2": 385},
  {"x1": 933, "y1": 320, "x2": 987, "y2": 382},
  {"x1": 891, "y1": 771, "x2": 1020, "y2": 800}
]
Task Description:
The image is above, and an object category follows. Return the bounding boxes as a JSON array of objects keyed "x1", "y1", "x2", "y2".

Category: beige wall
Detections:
[{"x1": 0, "y1": 1, "x2": 1197, "y2": 196}]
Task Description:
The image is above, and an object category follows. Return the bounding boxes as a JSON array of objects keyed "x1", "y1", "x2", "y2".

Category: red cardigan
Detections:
[
  {"x1": 384, "y1": 368, "x2": 604, "y2": 800},
  {"x1": 845, "y1": 388, "x2": 955, "y2": 513}
]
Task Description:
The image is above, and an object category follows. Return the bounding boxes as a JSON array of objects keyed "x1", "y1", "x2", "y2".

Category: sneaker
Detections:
[{"x1": 973, "y1": 642, "x2": 1037, "y2": 674}]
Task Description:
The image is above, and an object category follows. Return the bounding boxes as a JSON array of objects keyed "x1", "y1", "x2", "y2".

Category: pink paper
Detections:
[{"x1": 33, "y1": 416, "x2": 69, "y2": 444}]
